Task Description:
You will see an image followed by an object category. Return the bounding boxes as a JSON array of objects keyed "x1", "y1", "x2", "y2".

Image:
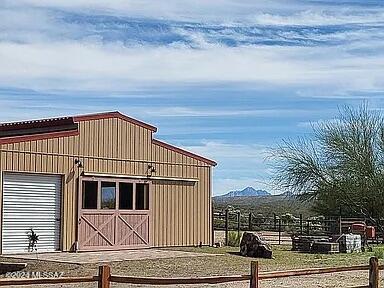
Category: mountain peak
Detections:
[{"x1": 218, "y1": 187, "x2": 271, "y2": 197}]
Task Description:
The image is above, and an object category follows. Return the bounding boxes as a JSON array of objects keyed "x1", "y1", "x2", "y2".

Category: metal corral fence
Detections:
[{"x1": 213, "y1": 209, "x2": 384, "y2": 246}]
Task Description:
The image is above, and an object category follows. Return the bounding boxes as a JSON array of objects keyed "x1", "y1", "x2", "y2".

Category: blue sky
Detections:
[{"x1": 1, "y1": 0, "x2": 384, "y2": 195}]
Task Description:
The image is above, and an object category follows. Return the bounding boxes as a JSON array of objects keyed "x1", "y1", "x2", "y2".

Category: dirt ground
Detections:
[{"x1": 1, "y1": 245, "x2": 383, "y2": 288}]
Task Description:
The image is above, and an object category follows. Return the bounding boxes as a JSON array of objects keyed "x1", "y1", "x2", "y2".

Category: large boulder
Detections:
[{"x1": 240, "y1": 232, "x2": 273, "y2": 259}]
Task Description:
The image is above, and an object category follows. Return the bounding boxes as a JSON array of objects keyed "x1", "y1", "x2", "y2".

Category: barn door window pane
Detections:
[
  {"x1": 82, "y1": 181, "x2": 98, "y2": 209},
  {"x1": 101, "y1": 182, "x2": 116, "y2": 209},
  {"x1": 136, "y1": 183, "x2": 149, "y2": 210},
  {"x1": 119, "y1": 182, "x2": 133, "y2": 210}
]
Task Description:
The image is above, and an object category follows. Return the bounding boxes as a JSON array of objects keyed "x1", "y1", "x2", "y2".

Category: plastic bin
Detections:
[{"x1": 338, "y1": 234, "x2": 361, "y2": 253}]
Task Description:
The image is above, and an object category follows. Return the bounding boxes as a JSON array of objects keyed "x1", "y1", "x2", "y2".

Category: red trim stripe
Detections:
[
  {"x1": 153, "y1": 139, "x2": 217, "y2": 166},
  {"x1": 73, "y1": 111, "x2": 157, "y2": 132},
  {"x1": 0, "y1": 130, "x2": 79, "y2": 145}
]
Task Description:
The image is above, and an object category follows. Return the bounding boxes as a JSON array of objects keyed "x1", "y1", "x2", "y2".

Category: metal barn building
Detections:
[{"x1": 0, "y1": 112, "x2": 216, "y2": 253}]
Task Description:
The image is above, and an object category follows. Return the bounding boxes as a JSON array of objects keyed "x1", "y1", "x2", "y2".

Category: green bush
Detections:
[
  {"x1": 373, "y1": 247, "x2": 384, "y2": 259},
  {"x1": 227, "y1": 231, "x2": 241, "y2": 247}
]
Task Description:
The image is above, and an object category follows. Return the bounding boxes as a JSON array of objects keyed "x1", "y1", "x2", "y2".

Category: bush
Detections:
[
  {"x1": 373, "y1": 247, "x2": 384, "y2": 259},
  {"x1": 227, "y1": 231, "x2": 241, "y2": 247}
]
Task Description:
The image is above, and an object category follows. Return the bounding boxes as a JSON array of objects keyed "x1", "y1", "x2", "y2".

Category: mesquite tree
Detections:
[{"x1": 271, "y1": 104, "x2": 384, "y2": 233}]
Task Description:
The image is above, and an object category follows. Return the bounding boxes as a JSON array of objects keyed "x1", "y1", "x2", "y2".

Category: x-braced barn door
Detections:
[{"x1": 78, "y1": 178, "x2": 150, "y2": 251}]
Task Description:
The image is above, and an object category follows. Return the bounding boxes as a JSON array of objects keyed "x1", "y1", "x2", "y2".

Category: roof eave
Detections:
[
  {"x1": 0, "y1": 129, "x2": 80, "y2": 145},
  {"x1": 153, "y1": 139, "x2": 217, "y2": 166},
  {"x1": 73, "y1": 111, "x2": 157, "y2": 132}
]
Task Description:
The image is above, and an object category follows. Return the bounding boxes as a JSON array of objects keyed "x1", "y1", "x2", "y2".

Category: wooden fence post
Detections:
[
  {"x1": 369, "y1": 257, "x2": 379, "y2": 288},
  {"x1": 225, "y1": 208, "x2": 229, "y2": 246},
  {"x1": 98, "y1": 265, "x2": 111, "y2": 288},
  {"x1": 278, "y1": 218, "x2": 282, "y2": 245},
  {"x1": 250, "y1": 261, "x2": 259, "y2": 288},
  {"x1": 249, "y1": 212, "x2": 253, "y2": 231}
]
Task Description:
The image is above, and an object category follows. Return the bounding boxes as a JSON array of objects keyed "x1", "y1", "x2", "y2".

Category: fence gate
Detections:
[{"x1": 78, "y1": 177, "x2": 150, "y2": 251}]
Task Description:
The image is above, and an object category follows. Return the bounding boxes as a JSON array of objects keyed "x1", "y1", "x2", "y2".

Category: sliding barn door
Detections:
[{"x1": 77, "y1": 178, "x2": 150, "y2": 251}]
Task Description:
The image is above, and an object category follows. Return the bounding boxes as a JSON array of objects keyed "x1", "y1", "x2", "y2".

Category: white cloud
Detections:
[
  {"x1": 4, "y1": 0, "x2": 384, "y2": 25},
  {"x1": 252, "y1": 9, "x2": 384, "y2": 26},
  {"x1": 178, "y1": 141, "x2": 278, "y2": 195},
  {"x1": 140, "y1": 107, "x2": 322, "y2": 117},
  {"x1": 1, "y1": 41, "x2": 383, "y2": 92},
  {"x1": 1, "y1": 0, "x2": 300, "y2": 22},
  {"x1": 182, "y1": 141, "x2": 268, "y2": 160},
  {"x1": 1, "y1": 0, "x2": 383, "y2": 96},
  {"x1": 297, "y1": 118, "x2": 340, "y2": 129}
]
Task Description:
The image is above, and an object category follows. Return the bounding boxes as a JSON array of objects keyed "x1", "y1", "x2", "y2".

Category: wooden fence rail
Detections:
[
  {"x1": 0, "y1": 257, "x2": 381, "y2": 288},
  {"x1": 110, "y1": 274, "x2": 250, "y2": 285},
  {"x1": 0, "y1": 275, "x2": 99, "y2": 286}
]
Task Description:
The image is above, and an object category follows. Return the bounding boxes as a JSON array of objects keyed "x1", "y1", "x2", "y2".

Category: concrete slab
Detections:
[{"x1": 2, "y1": 249, "x2": 218, "y2": 265}]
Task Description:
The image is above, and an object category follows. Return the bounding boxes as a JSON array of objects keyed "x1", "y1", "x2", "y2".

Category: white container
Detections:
[{"x1": 338, "y1": 234, "x2": 361, "y2": 253}]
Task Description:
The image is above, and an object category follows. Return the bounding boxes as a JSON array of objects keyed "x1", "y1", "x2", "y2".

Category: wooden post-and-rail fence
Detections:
[{"x1": 0, "y1": 257, "x2": 381, "y2": 288}]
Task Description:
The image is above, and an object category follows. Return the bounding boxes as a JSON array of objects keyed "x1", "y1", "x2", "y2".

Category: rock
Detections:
[{"x1": 240, "y1": 232, "x2": 273, "y2": 259}]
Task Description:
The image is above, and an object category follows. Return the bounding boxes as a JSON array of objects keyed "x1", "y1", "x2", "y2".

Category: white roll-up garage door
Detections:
[{"x1": 2, "y1": 173, "x2": 62, "y2": 253}]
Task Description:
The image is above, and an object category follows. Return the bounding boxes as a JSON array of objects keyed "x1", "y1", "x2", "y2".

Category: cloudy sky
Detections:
[{"x1": 1, "y1": 0, "x2": 384, "y2": 195}]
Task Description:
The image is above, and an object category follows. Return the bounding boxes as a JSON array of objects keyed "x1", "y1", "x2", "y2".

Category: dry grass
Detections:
[
  {"x1": 164, "y1": 245, "x2": 380, "y2": 275},
  {"x1": 0, "y1": 245, "x2": 382, "y2": 278}
]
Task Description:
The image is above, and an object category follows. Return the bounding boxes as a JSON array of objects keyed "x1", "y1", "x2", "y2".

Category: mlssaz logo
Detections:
[{"x1": 5, "y1": 271, "x2": 65, "y2": 278}]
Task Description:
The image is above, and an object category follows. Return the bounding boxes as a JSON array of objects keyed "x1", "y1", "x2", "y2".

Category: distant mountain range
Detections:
[
  {"x1": 216, "y1": 187, "x2": 271, "y2": 198},
  {"x1": 213, "y1": 188, "x2": 309, "y2": 217}
]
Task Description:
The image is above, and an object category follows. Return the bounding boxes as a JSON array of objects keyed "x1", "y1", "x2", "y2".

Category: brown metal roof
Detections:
[
  {"x1": 0, "y1": 112, "x2": 216, "y2": 166},
  {"x1": 73, "y1": 111, "x2": 157, "y2": 132},
  {"x1": 153, "y1": 139, "x2": 217, "y2": 166},
  {"x1": 0, "y1": 111, "x2": 157, "y2": 141},
  {"x1": 0, "y1": 117, "x2": 78, "y2": 138}
]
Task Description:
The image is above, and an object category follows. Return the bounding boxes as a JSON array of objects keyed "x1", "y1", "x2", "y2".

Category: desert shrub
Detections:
[
  {"x1": 373, "y1": 247, "x2": 384, "y2": 259},
  {"x1": 227, "y1": 231, "x2": 241, "y2": 247}
]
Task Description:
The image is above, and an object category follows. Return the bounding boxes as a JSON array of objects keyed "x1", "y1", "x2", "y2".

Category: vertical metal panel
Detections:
[
  {"x1": 151, "y1": 142, "x2": 212, "y2": 247},
  {"x1": 2, "y1": 173, "x2": 62, "y2": 253}
]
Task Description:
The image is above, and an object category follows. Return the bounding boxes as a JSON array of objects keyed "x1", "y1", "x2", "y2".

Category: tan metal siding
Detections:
[
  {"x1": 151, "y1": 143, "x2": 212, "y2": 247},
  {"x1": 0, "y1": 117, "x2": 213, "y2": 251},
  {"x1": 0, "y1": 136, "x2": 79, "y2": 251},
  {"x1": 0, "y1": 118, "x2": 155, "y2": 251}
]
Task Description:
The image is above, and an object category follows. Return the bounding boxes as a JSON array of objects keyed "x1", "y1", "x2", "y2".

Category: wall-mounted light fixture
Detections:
[
  {"x1": 74, "y1": 159, "x2": 83, "y2": 168},
  {"x1": 147, "y1": 164, "x2": 156, "y2": 177}
]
